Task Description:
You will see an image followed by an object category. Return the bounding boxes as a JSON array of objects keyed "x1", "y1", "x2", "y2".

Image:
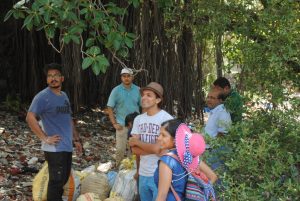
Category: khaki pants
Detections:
[{"x1": 115, "y1": 127, "x2": 128, "y2": 166}]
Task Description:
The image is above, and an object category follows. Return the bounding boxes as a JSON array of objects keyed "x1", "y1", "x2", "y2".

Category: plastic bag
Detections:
[{"x1": 109, "y1": 169, "x2": 137, "y2": 201}]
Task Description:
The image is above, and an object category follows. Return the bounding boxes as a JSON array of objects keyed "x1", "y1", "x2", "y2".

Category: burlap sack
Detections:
[
  {"x1": 81, "y1": 172, "x2": 110, "y2": 200},
  {"x1": 32, "y1": 162, "x2": 80, "y2": 201},
  {"x1": 76, "y1": 193, "x2": 101, "y2": 201},
  {"x1": 104, "y1": 196, "x2": 124, "y2": 201}
]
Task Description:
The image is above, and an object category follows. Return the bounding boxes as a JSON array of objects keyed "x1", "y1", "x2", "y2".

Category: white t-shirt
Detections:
[
  {"x1": 131, "y1": 110, "x2": 173, "y2": 176},
  {"x1": 205, "y1": 104, "x2": 232, "y2": 138}
]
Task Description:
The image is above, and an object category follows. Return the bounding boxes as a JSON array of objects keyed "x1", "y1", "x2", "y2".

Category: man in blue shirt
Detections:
[
  {"x1": 205, "y1": 89, "x2": 232, "y2": 138},
  {"x1": 107, "y1": 68, "x2": 141, "y2": 166},
  {"x1": 26, "y1": 63, "x2": 82, "y2": 201}
]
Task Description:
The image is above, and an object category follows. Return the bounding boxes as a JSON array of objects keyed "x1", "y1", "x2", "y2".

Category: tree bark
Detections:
[{"x1": 215, "y1": 34, "x2": 223, "y2": 78}]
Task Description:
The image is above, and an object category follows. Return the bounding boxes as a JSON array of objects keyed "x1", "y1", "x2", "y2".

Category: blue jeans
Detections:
[{"x1": 139, "y1": 175, "x2": 157, "y2": 201}]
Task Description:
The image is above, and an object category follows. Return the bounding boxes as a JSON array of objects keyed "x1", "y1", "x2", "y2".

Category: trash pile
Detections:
[{"x1": 0, "y1": 107, "x2": 138, "y2": 201}]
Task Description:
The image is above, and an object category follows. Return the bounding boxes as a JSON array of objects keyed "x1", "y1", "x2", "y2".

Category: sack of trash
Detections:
[
  {"x1": 97, "y1": 161, "x2": 113, "y2": 173},
  {"x1": 81, "y1": 172, "x2": 110, "y2": 200},
  {"x1": 107, "y1": 171, "x2": 118, "y2": 189},
  {"x1": 32, "y1": 162, "x2": 80, "y2": 201},
  {"x1": 109, "y1": 169, "x2": 137, "y2": 201},
  {"x1": 63, "y1": 170, "x2": 81, "y2": 201},
  {"x1": 119, "y1": 156, "x2": 136, "y2": 170},
  {"x1": 104, "y1": 196, "x2": 124, "y2": 201},
  {"x1": 76, "y1": 193, "x2": 101, "y2": 201}
]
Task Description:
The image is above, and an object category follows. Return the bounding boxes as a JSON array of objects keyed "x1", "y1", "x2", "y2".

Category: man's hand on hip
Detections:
[{"x1": 44, "y1": 135, "x2": 61, "y2": 145}]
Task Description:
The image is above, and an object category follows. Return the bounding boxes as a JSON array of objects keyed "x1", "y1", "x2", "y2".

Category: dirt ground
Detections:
[{"x1": 0, "y1": 107, "x2": 116, "y2": 201}]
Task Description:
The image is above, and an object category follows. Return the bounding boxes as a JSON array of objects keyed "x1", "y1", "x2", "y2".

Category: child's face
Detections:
[
  {"x1": 127, "y1": 122, "x2": 133, "y2": 129},
  {"x1": 157, "y1": 126, "x2": 175, "y2": 150}
]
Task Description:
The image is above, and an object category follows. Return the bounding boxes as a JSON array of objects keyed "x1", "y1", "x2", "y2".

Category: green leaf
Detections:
[
  {"x1": 13, "y1": 10, "x2": 25, "y2": 19},
  {"x1": 128, "y1": 0, "x2": 140, "y2": 8},
  {"x1": 26, "y1": 21, "x2": 33, "y2": 30},
  {"x1": 113, "y1": 39, "x2": 121, "y2": 50},
  {"x1": 112, "y1": 33, "x2": 122, "y2": 50},
  {"x1": 45, "y1": 26, "x2": 55, "y2": 38},
  {"x1": 38, "y1": 6, "x2": 45, "y2": 15},
  {"x1": 118, "y1": 25, "x2": 126, "y2": 32},
  {"x1": 124, "y1": 37, "x2": 133, "y2": 48},
  {"x1": 13, "y1": 0, "x2": 27, "y2": 9},
  {"x1": 80, "y1": 8, "x2": 88, "y2": 15},
  {"x1": 132, "y1": 0, "x2": 140, "y2": 8},
  {"x1": 93, "y1": 55, "x2": 109, "y2": 74},
  {"x1": 87, "y1": 46, "x2": 101, "y2": 56},
  {"x1": 22, "y1": 15, "x2": 34, "y2": 30},
  {"x1": 32, "y1": 2, "x2": 40, "y2": 11},
  {"x1": 118, "y1": 48, "x2": 129, "y2": 58},
  {"x1": 69, "y1": 25, "x2": 83, "y2": 34},
  {"x1": 97, "y1": 55, "x2": 109, "y2": 67},
  {"x1": 44, "y1": 10, "x2": 51, "y2": 23},
  {"x1": 33, "y1": 15, "x2": 41, "y2": 26},
  {"x1": 67, "y1": 12, "x2": 78, "y2": 21},
  {"x1": 4, "y1": 10, "x2": 14, "y2": 22},
  {"x1": 37, "y1": 0, "x2": 49, "y2": 4},
  {"x1": 63, "y1": 34, "x2": 71, "y2": 44},
  {"x1": 85, "y1": 38, "x2": 95, "y2": 47},
  {"x1": 92, "y1": 63, "x2": 101, "y2": 75},
  {"x1": 82, "y1": 57, "x2": 94, "y2": 70},
  {"x1": 102, "y1": 23, "x2": 110, "y2": 34},
  {"x1": 100, "y1": 62, "x2": 108, "y2": 73},
  {"x1": 70, "y1": 35, "x2": 80, "y2": 44},
  {"x1": 126, "y1": 33, "x2": 136, "y2": 39}
]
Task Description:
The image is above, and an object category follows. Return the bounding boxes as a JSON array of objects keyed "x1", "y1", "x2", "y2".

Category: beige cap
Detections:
[{"x1": 120, "y1": 68, "x2": 133, "y2": 75}]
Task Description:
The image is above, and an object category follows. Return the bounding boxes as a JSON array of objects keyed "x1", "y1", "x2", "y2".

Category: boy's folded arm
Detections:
[{"x1": 130, "y1": 139, "x2": 161, "y2": 155}]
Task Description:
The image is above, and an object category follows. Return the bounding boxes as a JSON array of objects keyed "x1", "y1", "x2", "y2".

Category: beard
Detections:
[
  {"x1": 49, "y1": 80, "x2": 61, "y2": 89},
  {"x1": 49, "y1": 85, "x2": 60, "y2": 89}
]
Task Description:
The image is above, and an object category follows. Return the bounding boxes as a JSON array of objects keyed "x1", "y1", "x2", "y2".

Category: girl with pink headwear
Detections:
[{"x1": 154, "y1": 119, "x2": 217, "y2": 201}]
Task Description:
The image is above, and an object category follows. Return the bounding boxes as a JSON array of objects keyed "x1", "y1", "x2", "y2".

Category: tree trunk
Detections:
[
  {"x1": 61, "y1": 43, "x2": 82, "y2": 112},
  {"x1": 215, "y1": 34, "x2": 223, "y2": 77}
]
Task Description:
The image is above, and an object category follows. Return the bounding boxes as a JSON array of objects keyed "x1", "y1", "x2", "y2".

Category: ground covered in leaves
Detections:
[{"x1": 0, "y1": 107, "x2": 116, "y2": 201}]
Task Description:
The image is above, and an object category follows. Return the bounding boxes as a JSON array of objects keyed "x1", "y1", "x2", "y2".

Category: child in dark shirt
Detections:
[{"x1": 125, "y1": 112, "x2": 139, "y2": 139}]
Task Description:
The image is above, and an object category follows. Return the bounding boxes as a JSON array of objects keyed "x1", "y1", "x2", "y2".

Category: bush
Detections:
[
  {"x1": 207, "y1": 109, "x2": 300, "y2": 200},
  {"x1": 3, "y1": 94, "x2": 21, "y2": 112}
]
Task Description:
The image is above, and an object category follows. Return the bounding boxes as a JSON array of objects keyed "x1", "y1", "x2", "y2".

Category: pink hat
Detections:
[{"x1": 175, "y1": 124, "x2": 206, "y2": 172}]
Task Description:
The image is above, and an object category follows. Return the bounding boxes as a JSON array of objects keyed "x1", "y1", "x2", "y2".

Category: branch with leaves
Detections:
[{"x1": 5, "y1": 0, "x2": 140, "y2": 75}]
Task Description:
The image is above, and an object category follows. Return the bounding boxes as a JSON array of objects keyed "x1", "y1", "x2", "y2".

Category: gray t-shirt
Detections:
[
  {"x1": 131, "y1": 110, "x2": 173, "y2": 176},
  {"x1": 28, "y1": 87, "x2": 73, "y2": 152}
]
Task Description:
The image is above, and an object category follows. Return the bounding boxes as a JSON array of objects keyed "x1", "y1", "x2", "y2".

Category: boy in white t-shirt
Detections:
[{"x1": 129, "y1": 82, "x2": 173, "y2": 201}]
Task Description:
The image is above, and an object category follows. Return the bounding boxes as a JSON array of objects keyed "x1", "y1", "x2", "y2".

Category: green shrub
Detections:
[
  {"x1": 3, "y1": 94, "x2": 21, "y2": 112},
  {"x1": 207, "y1": 109, "x2": 300, "y2": 200}
]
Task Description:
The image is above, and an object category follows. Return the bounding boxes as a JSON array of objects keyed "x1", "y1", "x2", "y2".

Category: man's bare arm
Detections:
[
  {"x1": 106, "y1": 107, "x2": 122, "y2": 130},
  {"x1": 26, "y1": 112, "x2": 60, "y2": 144}
]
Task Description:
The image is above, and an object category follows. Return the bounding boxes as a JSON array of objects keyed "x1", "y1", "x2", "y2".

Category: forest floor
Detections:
[
  {"x1": 0, "y1": 92, "x2": 299, "y2": 200},
  {"x1": 0, "y1": 107, "x2": 116, "y2": 201}
]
